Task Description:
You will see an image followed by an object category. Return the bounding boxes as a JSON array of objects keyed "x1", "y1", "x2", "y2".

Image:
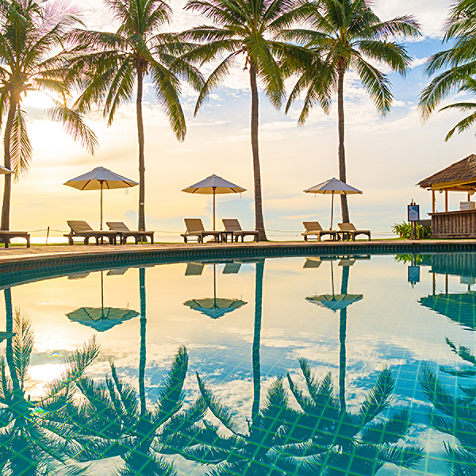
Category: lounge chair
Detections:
[
  {"x1": 302, "y1": 222, "x2": 338, "y2": 241},
  {"x1": 222, "y1": 219, "x2": 259, "y2": 242},
  {"x1": 64, "y1": 220, "x2": 118, "y2": 245},
  {"x1": 0, "y1": 231, "x2": 30, "y2": 248},
  {"x1": 106, "y1": 221, "x2": 154, "y2": 244},
  {"x1": 338, "y1": 223, "x2": 371, "y2": 241},
  {"x1": 181, "y1": 219, "x2": 221, "y2": 243}
]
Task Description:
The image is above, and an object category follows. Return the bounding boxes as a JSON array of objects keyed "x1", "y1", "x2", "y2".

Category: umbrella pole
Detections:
[
  {"x1": 330, "y1": 192, "x2": 334, "y2": 230},
  {"x1": 100, "y1": 271, "x2": 104, "y2": 318},
  {"x1": 330, "y1": 260, "x2": 335, "y2": 298},
  {"x1": 213, "y1": 264, "x2": 217, "y2": 306},
  {"x1": 100, "y1": 182, "x2": 104, "y2": 231},
  {"x1": 213, "y1": 187, "x2": 216, "y2": 231}
]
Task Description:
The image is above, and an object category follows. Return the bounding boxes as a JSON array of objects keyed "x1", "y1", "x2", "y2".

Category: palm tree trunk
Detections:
[
  {"x1": 337, "y1": 63, "x2": 350, "y2": 224},
  {"x1": 249, "y1": 63, "x2": 267, "y2": 241},
  {"x1": 1, "y1": 103, "x2": 17, "y2": 231},
  {"x1": 252, "y1": 260, "x2": 264, "y2": 423},
  {"x1": 139, "y1": 267, "x2": 146, "y2": 416},
  {"x1": 339, "y1": 265, "x2": 350, "y2": 413},
  {"x1": 136, "y1": 69, "x2": 146, "y2": 232}
]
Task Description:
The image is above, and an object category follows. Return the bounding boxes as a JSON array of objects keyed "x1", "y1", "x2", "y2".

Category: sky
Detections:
[{"x1": 10, "y1": 0, "x2": 475, "y2": 240}]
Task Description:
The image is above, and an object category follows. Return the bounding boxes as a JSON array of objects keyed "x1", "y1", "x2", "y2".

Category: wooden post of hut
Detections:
[{"x1": 418, "y1": 154, "x2": 476, "y2": 239}]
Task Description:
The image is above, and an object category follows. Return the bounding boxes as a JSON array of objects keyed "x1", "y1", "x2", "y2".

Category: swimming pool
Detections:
[{"x1": 0, "y1": 252, "x2": 475, "y2": 475}]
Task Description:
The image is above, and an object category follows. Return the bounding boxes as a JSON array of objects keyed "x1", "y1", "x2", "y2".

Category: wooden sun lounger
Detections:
[
  {"x1": 0, "y1": 231, "x2": 30, "y2": 248},
  {"x1": 338, "y1": 223, "x2": 371, "y2": 241},
  {"x1": 302, "y1": 221, "x2": 338, "y2": 241},
  {"x1": 222, "y1": 219, "x2": 259, "y2": 242},
  {"x1": 106, "y1": 221, "x2": 154, "y2": 244},
  {"x1": 65, "y1": 220, "x2": 118, "y2": 245},
  {"x1": 181, "y1": 219, "x2": 221, "y2": 243}
]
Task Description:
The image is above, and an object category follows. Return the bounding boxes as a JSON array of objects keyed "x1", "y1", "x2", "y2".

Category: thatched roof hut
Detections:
[{"x1": 419, "y1": 154, "x2": 476, "y2": 190}]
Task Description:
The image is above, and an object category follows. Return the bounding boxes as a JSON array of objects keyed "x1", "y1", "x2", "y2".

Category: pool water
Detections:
[{"x1": 0, "y1": 253, "x2": 475, "y2": 475}]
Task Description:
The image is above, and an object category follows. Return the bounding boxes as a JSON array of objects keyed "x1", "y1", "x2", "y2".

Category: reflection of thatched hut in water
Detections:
[{"x1": 420, "y1": 293, "x2": 476, "y2": 331}]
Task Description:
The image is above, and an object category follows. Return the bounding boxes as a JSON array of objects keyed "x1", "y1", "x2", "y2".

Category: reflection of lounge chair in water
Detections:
[
  {"x1": 223, "y1": 262, "x2": 241, "y2": 274},
  {"x1": 303, "y1": 257, "x2": 322, "y2": 269},
  {"x1": 68, "y1": 273, "x2": 90, "y2": 280},
  {"x1": 107, "y1": 268, "x2": 129, "y2": 276},
  {"x1": 185, "y1": 262, "x2": 205, "y2": 276}
]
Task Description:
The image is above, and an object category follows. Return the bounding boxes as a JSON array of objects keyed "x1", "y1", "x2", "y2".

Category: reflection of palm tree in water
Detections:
[
  {"x1": 420, "y1": 339, "x2": 476, "y2": 474},
  {"x1": 0, "y1": 289, "x2": 100, "y2": 474},
  {"x1": 187, "y1": 260, "x2": 299, "y2": 474},
  {"x1": 70, "y1": 268, "x2": 208, "y2": 474}
]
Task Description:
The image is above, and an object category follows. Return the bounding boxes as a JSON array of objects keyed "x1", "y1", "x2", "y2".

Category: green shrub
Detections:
[{"x1": 392, "y1": 222, "x2": 431, "y2": 239}]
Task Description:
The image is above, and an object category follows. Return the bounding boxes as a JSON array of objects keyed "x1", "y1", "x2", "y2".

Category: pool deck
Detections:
[{"x1": 1, "y1": 238, "x2": 476, "y2": 264}]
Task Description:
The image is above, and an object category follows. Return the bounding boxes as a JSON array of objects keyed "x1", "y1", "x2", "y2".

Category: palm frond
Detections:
[{"x1": 48, "y1": 103, "x2": 98, "y2": 154}]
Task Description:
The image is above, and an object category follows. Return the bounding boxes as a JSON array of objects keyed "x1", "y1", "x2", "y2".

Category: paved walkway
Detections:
[{"x1": 0, "y1": 239, "x2": 475, "y2": 264}]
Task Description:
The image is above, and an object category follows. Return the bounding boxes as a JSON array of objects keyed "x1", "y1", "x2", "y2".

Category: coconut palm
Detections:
[
  {"x1": 70, "y1": 0, "x2": 203, "y2": 231},
  {"x1": 420, "y1": 340, "x2": 476, "y2": 474},
  {"x1": 0, "y1": 0, "x2": 97, "y2": 230},
  {"x1": 0, "y1": 304, "x2": 100, "y2": 474},
  {"x1": 284, "y1": 0, "x2": 420, "y2": 223},
  {"x1": 181, "y1": 0, "x2": 313, "y2": 241},
  {"x1": 419, "y1": 0, "x2": 476, "y2": 141},
  {"x1": 285, "y1": 363, "x2": 424, "y2": 474}
]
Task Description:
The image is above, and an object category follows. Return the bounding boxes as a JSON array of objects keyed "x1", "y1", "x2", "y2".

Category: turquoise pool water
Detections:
[{"x1": 0, "y1": 252, "x2": 475, "y2": 475}]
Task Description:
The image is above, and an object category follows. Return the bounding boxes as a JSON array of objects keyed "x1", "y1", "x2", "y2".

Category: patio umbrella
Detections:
[
  {"x1": 184, "y1": 263, "x2": 247, "y2": 319},
  {"x1": 183, "y1": 174, "x2": 246, "y2": 230},
  {"x1": 304, "y1": 177, "x2": 362, "y2": 230},
  {"x1": 64, "y1": 166, "x2": 138, "y2": 229},
  {"x1": 67, "y1": 271, "x2": 139, "y2": 332}
]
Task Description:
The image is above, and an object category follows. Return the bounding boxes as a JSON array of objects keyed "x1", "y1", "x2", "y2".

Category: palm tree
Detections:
[
  {"x1": 284, "y1": 0, "x2": 420, "y2": 223},
  {"x1": 181, "y1": 0, "x2": 313, "y2": 241},
  {"x1": 285, "y1": 363, "x2": 424, "y2": 474},
  {"x1": 0, "y1": 0, "x2": 97, "y2": 230},
  {"x1": 0, "y1": 305, "x2": 100, "y2": 474},
  {"x1": 70, "y1": 0, "x2": 203, "y2": 231},
  {"x1": 420, "y1": 340, "x2": 476, "y2": 474},
  {"x1": 420, "y1": 0, "x2": 476, "y2": 141}
]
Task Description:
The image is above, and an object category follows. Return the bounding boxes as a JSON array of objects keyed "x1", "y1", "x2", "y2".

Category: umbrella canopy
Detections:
[
  {"x1": 184, "y1": 297, "x2": 247, "y2": 319},
  {"x1": 67, "y1": 307, "x2": 139, "y2": 332},
  {"x1": 183, "y1": 174, "x2": 246, "y2": 230},
  {"x1": 420, "y1": 293, "x2": 476, "y2": 331},
  {"x1": 306, "y1": 294, "x2": 363, "y2": 312},
  {"x1": 304, "y1": 177, "x2": 362, "y2": 230},
  {"x1": 64, "y1": 166, "x2": 138, "y2": 229},
  {"x1": 0, "y1": 166, "x2": 11, "y2": 175}
]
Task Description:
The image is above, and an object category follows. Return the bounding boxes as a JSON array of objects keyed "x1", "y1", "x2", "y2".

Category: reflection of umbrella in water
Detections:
[
  {"x1": 184, "y1": 264, "x2": 247, "y2": 319},
  {"x1": 306, "y1": 258, "x2": 363, "y2": 411},
  {"x1": 420, "y1": 293, "x2": 476, "y2": 331},
  {"x1": 67, "y1": 271, "x2": 138, "y2": 332}
]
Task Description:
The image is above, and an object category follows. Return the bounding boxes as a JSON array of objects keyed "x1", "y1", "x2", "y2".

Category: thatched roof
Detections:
[{"x1": 418, "y1": 154, "x2": 476, "y2": 190}]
